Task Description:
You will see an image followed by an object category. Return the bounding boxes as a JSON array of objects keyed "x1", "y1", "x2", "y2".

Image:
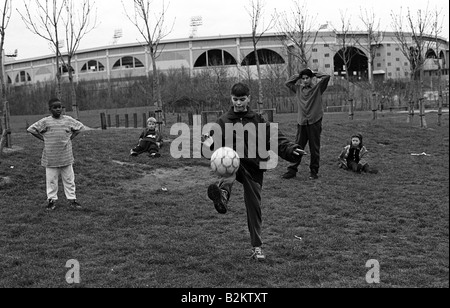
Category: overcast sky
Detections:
[{"x1": 4, "y1": 0, "x2": 449, "y2": 60}]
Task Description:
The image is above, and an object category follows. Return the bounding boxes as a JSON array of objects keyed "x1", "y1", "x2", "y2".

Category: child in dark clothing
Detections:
[
  {"x1": 338, "y1": 133, "x2": 378, "y2": 174},
  {"x1": 202, "y1": 82, "x2": 305, "y2": 261},
  {"x1": 130, "y1": 117, "x2": 163, "y2": 158}
]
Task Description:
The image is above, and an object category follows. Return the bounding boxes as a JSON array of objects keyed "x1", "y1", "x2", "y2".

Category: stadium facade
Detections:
[{"x1": 4, "y1": 31, "x2": 449, "y2": 86}]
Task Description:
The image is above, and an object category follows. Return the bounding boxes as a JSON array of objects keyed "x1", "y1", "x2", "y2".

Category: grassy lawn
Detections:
[{"x1": 0, "y1": 111, "x2": 448, "y2": 288}]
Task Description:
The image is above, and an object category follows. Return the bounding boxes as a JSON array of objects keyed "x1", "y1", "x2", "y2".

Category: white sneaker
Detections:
[{"x1": 251, "y1": 247, "x2": 266, "y2": 261}]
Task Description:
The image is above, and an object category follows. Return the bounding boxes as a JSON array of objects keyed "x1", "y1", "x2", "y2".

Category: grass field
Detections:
[{"x1": 0, "y1": 111, "x2": 448, "y2": 289}]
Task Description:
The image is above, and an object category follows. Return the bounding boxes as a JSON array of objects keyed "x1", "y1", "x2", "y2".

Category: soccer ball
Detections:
[{"x1": 210, "y1": 147, "x2": 240, "y2": 177}]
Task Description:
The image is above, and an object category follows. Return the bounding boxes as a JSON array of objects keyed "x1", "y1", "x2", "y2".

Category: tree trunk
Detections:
[
  {"x1": 0, "y1": 116, "x2": 4, "y2": 155},
  {"x1": 150, "y1": 51, "x2": 164, "y2": 131},
  {"x1": 0, "y1": 101, "x2": 11, "y2": 150},
  {"x1": 419, "y1": 67, "x2": 426, "y2": 128},
  {"x1": 437, "y1": 59, "x2": 443, "y2": 126},
  {"x1": 254, "y1": 45, "x2": 264, "y2": 114},
  {"x1": 67, "y1": 56, "x2": 79, "y2": 119},
  {"x1": 55, "y1": 56, "x2": 62, "y2": 100}
]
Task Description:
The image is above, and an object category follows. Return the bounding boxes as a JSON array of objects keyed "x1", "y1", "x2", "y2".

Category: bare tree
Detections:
[
  {"x1": 0, "y1": 0, "x2": 11, "y2": 153},
  {"x1": 430, "y1": 8, "x2": 446, "y2": 126},
  {"x1": 275, "y1": 0, "x2": 320, "y2": 73},
  {"x1": 0, "y1": 0, "x2": 11, "y2": 101},
  {"x1": 19, "y1": 0, "x2": 67, "y2": 100},
  {"x1": 61, "y1": 0, "x2": 97, "y2": 119},
  {"x1": 123, "y1": 0, "x2": 174, "y2": 130},
  {"x1": 391, "y1": 5, "x2": 434, "y2": 111},
  {"x1": 19, "y1": 0, "x2": 97, "y2": 120},
  {"x1": 358, "y1": 7, "x2": 384, "y2": 88},
  {"x1": 332, "y1": 11, "x2": 359, "y2": 84},
  {"x1": 208, "y1": 62, "x2": 232, "y2": 112},
  {"x1": 246, "y1": 0, "x2": 275, "y2": 114},
  {"x1": 328, "y1": 10, "x2": 364, "y2": 119},
  {"x1": 261, "y1": 60, "x2": 287, "y2": 110}
]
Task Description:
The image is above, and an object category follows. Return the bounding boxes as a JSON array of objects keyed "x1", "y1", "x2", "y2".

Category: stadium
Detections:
[{"x1": 4, "y1": 31, "x2": 449, "y2": 86}]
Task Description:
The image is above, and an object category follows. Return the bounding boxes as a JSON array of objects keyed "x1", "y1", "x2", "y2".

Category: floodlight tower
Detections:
[
  {"x1": 5, "y1": 49, "x2": 17, "y2": 58},
  {"x1": 112, "y1": 29, "x2": 123, "y2": 45},
  {"x1": 189, "y1": 16, "x2": 203, "y2": 38}
]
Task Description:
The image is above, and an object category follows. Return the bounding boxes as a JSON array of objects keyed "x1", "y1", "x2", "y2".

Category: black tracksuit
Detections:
[{"x1": 207, "y1": 107, "x2": 301, "y2": 247}]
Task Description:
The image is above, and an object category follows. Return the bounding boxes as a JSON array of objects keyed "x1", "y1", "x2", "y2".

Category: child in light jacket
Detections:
[{"x1": 338, "y1": 133, "x2": 378, "y2": 174}]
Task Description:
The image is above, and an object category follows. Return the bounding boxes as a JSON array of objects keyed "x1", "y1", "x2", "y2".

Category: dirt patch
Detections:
[
  {"x1": 0, "y1": 176, "x2": 12, "y2": 188},
  {"x1": 121, "y1": 165, "x2": 215, "y2": 192},
  {"x1": 2, "y1": 146, "x2": 24, "y2": 154}
]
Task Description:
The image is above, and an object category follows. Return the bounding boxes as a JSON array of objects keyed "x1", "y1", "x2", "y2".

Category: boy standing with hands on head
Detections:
[
  {"x1": 27, "y1": 98, "x2": 85, "y2": 211},
  {"x1": 282, "y1": 68, "x2": 330, "y2": 180}
]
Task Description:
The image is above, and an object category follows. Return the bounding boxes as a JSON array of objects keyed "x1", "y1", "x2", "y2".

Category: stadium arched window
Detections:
[
  {"x1": 7, "y1": 75, "x2": 12, "y2": 84},
  {"x1": 36, "y1": 67, "x2": 52, "y2": 76},
  {"x1": 194, "y1": 49, "x2": 237, "y2": 67},
  {"x1": 81, "y1": 60, "x2": 105, "y2": 72},
  {"x1": 241, "y1": 49, "x2": 285, "y2": 66},
  {"x1": 334, "y1": 47, "x2": 368, "y2": 81},
  {"x1": 112, "y1": 56, "x2": 144, "y2": 69},
  {"x1": 15, "y1": 71, "x2": 32, "y2": 83},
  {"x1": 425, "y1": 49, "x2": 437, "y2": 59}
]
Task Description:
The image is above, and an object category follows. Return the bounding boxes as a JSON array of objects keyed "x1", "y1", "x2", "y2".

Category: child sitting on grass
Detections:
[
  {"x1": 338, "y1": 133, "x2": 378, "y2": 174},
  {"x1": 130, "y1": 117, "x2": 163, "y2": 158}
]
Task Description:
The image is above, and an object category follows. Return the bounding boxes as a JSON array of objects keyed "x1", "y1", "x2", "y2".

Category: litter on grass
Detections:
[{"x1": 411, "y1": 152, "x2": 430, "y2": 156}]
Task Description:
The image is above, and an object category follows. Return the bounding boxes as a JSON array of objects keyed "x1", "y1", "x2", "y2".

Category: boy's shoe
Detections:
[
  {"x1": 207, "y1": 184, "x2": 228, "y2": 214},
  {"x1": 282, "y1": 171, "x2": 296, "y2": 179},
  {"x1": 69, "y1": 200, "x2": 82, "y2": 210},
  {"x1": 309, "y1": 172, "x2": 319, "y2": 180},
  {"x1": 149, "y1": 152, "x2": 161, "y2": 158},
  {"x1": 46, "y1": 199, "x2": 57, "y2": 211},
  {"x1": 130, "y1": 150, "x2": 138, "y2": 157},
  {"x1": 251, "y1": 247, "x2": 266, "y2": 261}
]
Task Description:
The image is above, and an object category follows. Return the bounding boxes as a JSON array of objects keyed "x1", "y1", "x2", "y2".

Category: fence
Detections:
[{"x1": 9, "y1": 93, "x2": 449, "y2": 133}]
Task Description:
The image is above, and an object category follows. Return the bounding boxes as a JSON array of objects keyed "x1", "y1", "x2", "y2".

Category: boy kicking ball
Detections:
[{"x1": 203, "y1": 83, "x2": 305, "y2": 261}]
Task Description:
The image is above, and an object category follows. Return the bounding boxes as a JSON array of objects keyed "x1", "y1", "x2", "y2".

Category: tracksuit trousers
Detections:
[
  {"x1": 46, "y1": 165, "x2": 76, "y2": 201},
  {"x1": 132, "y1": 140, "x2": 160, "y2": 155},
  {"x1": 218, "y1": 165, "x2": 263, "y2": 248},
  {"x1": 287, "y1": 119, "x2": 322, "y2": 176}
]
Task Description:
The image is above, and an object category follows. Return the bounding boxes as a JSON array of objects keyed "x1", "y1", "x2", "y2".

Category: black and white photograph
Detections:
[{"x1": 0, "y1": 0, "x2": 448, "y2": 295}]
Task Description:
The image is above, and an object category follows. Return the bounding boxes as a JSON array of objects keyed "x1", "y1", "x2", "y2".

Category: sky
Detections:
[{"x1": 4, "y1": 0, "x2": 449, "y2": 60}]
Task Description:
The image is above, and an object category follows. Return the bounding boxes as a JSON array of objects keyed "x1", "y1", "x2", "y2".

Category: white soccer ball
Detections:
[{"x1": 210, "y1": 147, "x2": 240, "y2": 177}]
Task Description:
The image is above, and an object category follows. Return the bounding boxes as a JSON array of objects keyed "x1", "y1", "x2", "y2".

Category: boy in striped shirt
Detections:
[{"x1": 27, "y1": 98, "x2": 85, "y2": 211}]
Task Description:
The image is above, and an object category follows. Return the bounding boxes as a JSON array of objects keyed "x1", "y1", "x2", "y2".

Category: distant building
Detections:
[{"x1": 4, "y1": 31, "x2": 449, "y2": 86}]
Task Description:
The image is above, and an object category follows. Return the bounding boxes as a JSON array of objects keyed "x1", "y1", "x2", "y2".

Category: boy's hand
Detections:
[
  {"x1": 201, "y1": 134, "x2": 210, "y2": 143},
  {"x1": 201, "y1": 134, "x2": 214, "y2": 148},
  {"x1": 293, "y1": 148, "x2": 307, "y2": 156}
]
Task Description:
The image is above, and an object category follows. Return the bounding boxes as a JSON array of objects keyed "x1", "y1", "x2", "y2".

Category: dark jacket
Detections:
[
  {"x1": 208, "y1": 107, "x2": 301, "y2": 184},
  {"x1": 139, "y1": 128, "x2": 163, "y2": 145},
  {"x1": 285, "y1": 72, "x2": 330, "y2": 125}
]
